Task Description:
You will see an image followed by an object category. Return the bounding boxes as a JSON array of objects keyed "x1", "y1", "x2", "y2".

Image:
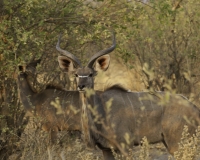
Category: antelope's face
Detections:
[
  {"x1": 56, "y1": 33, "x2": 116, "y2": 92},
  {"x1": 75, "y1": 67, "x2": 96, "y2": 91}
]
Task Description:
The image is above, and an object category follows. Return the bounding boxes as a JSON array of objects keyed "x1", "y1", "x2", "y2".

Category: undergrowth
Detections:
[{"x1": 6, "y1": 120, "x2": 200, "y2": 160}]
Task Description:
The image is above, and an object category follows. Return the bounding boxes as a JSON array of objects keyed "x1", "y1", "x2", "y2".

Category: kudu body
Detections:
[
  {"x1": 18, "y1": 62, "x2": 81, "y2": 143},
  {"x1": 57, "y1": 34, "x2": 200, "y2": 159}
]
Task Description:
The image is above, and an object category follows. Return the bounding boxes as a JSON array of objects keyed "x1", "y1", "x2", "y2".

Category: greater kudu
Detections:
[
  {"x1": 18, "y1": 61, "x2": 81, "y2": 143},
  {"x1": 57, "y1": 34, "x2": 200, "y2": 160}
]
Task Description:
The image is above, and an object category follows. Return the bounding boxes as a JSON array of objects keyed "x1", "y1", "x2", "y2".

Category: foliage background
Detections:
[{"x1": 0, "y1": 0, "x2": 200, "y2": 159}]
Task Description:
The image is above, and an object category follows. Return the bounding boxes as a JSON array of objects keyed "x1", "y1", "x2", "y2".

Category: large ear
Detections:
[
  {"x1": 58, "y1": 56, "x2": 75, "y2": 72},
  {"x1": 94, "y1": 54, "x2": 110, "y2": 72}
]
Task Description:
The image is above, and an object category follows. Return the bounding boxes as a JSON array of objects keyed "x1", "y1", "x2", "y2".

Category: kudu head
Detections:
[{"x1": 56, "y1": 34, "x2": 116, "y2": 91}]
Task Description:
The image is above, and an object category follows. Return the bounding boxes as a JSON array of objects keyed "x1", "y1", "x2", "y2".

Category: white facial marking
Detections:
[{"x1": 78, "y1": 75, "x2": 89, "y2": 78}]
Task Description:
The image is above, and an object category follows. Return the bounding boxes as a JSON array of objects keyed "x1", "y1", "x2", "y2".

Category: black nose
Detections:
[{"x1": 78, "y1": 85, "x2": 85, "y2": 90}]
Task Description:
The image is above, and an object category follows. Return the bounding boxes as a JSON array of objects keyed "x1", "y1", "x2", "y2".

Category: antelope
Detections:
[
  {"x1": 57, "y1": 34, "x2": 200, "y2": 160},
  {"x1": 18, "y1": 61, "x2": 81, "y2": 143}
]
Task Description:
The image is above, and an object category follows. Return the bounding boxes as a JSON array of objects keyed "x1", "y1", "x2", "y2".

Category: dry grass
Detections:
[
  {"x1": 6, "y1": 119, "x2": 200, "y2": 160},
  {"x1": 172, "y1": 126, "x2": 200, "y2": 160},
  {"x1": 110, "y1": 126, "x2": 200, "y2": 160},
  {"x1": 8, "y1": 118, "x2": 103, "y2": 160}
]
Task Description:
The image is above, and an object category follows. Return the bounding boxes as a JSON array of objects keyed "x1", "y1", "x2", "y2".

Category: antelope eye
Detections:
[
  {"x1": 75, "y1": 74, "x2": 78, "y2": 77},
  {"x1": 89, "y1": 73, "x2": 93, "y2": 77}
]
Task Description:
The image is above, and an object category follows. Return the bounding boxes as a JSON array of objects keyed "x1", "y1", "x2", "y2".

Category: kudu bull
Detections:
[
  {"x1": 18, "y1": 61, "x2": 81, "y2": 143},
  {"x1": 57, "y1": 34, "x2": 200, "y2": 160}
]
